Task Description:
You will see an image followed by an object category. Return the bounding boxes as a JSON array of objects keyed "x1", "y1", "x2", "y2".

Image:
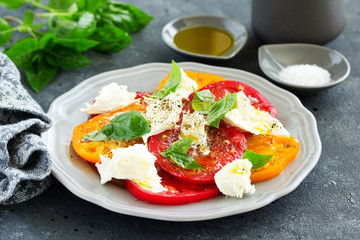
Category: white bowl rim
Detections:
[
  {"x1": 258, "y1": 43, "x2": 351, "y2": 89},
  {"x1": 162, "y1": 14, "x2": 248, "y2": 60}
]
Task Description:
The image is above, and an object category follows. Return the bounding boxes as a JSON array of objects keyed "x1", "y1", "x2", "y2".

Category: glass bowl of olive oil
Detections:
[{"x1": 162, "y1": 15, "x2": 248, "y2": 59}]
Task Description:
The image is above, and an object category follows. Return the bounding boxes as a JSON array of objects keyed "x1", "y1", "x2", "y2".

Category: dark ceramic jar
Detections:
[{"x1": 251, "y1": 0, "x2": 346, "y2": 44}]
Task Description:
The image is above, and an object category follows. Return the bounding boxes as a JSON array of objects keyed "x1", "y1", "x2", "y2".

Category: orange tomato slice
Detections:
[
  {"x1": 155, "y1": 71, "x2": 225, "y2": 91},
  {"x1": 72, "y1": 103, "x2": 147, "y2": 163},
  {"x1": 246, "y1": 135, "x2": 300, "y2": 183}
]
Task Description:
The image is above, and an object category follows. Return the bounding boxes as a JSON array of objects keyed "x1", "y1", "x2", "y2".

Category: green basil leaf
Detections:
[
  {"x1": 39, "y1": 33, "x2": 56, "y2": 50},
  {"x1": 49, "y1": 17, "x2": 77, "y2": 36},
  {"x1": 162, "y1": 138, "x2": 193, "y2": 155},
  {"x1": 101, "y1": 111, "x2": 150, "y2": 141},
  {"x1": 151, "y1": 60, "x2": 181, "y2": 99},
  {"x1": 81, "y1": 130, "x2": 109, "y2": 142},
  {"x1": 206, "y1": 93, "x2": 237, "y2": 128},
  {"x1": 48, "y1": 0, "x2": 78, "y2": 10},
  {"x1": 0, "y1": 17, "x2": 12, "y2": 46},
  {"x1": 90, "y1": 24, "x2": 131, "y2": 52},
  {"x1": 160, "y1": 139, "x2": 203, "y2": 169},
  {"x1": 77, "y1": 0, "x2": 107, "y2": 13},
  {"x1": 44, "y1": 45, "x2": 91, "y2": 69},
  {"x1": 32, "y1": 22, "x2": 48, "y2": 32},
  {"x1": 242, "y1": 149, "x2": 273, "y2": 169},
  {"x1": 24, "y1": 56, "x2": 58, "y2": 93},
  {"x1": 23, "y1": 10, "x2": 34, "y2": 27},
  {"x1": 4, "y1": 37, "x2": 38, "y2": 68},
  {"x1": 166, "y1": 152, "x2": 203, "y2": 170},
  {"x1": 53, "y1": 37, "x2": 99, "y2": 52},
  {"x1": 0, "y1": 0, "x2": 24, "y2": 9},
  {"x1": 191, "y1": 89, "x2": 215, "y2": 114},
  {"x1": 67, "y1": 12, "x2": 97, "y2": 38},
  {"x1": 105, "y1": 2, "x2": 153, "y2": 33}
]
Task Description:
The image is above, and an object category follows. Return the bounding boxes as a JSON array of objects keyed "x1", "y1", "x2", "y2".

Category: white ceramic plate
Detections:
[{"x1": 43, "y1": 62, "x2": 321, "y2": 222}]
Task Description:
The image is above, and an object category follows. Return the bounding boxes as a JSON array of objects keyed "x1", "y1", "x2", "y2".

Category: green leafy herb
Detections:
[
  {"x1": 4, "y1": 37, "x2": 38, "y2": 68},
  {"x1": 99, "y1": 2, "x2": 153, "y2": 34},
  {"x1": 0, "y1": 0, "x2": 24, "y2": 9},
  {"x1": 242, "y1": 149, "x2": 273, "y2": 169},
  {"x1": 101, "y1": 111, "x2": 150, "y2": 141},
  {"x1": 162, "y1": 138, "x2": 193, "y2": 155},
  {"x1": 81, "y1": 129, "x2": 109, "y2": 142},
  {"x1": 206, "y1": 93, "x2": 237, "y2": 128},
  {"x1": 151, "y1": 60, "x2": 182, "y2": 99},
  {"x1": 0, "y1": 0, "x2": 152, "y2": 92},
  {"x1": 0, "y1": 17, "x2": 12, "y2": 46},
  {"x1": 53, "y1": 37, "x2": 99, "y2": 52},
  {"x1": 191, "y1": 88, "x2": 215, "y2": 114},
  {"x1": 44, "y1": 45, "x2": 91, "y2": 69},
  {"x1": 24, "y1": 56, "x2": 57, "y2": 93},
  {"x1": 161, "y1": 139, "x2": 203, "y2": 169},
  {"x1": 48, "y1": 0, "x2": 77, "y2": 10},
  {"x1": 90, "y1": 24, "x2": 131, "y2": 52},
  {"x1": 23, "y1": 10, "x2": 34, "y2": 27},
  {"x1": 67, "y1": 12, "x2": 97, "y2": 38}
]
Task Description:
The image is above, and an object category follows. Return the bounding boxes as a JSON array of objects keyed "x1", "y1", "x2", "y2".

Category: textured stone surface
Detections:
[{"x1": 1, "y1": 0, "x2": 359, "y2": 239}]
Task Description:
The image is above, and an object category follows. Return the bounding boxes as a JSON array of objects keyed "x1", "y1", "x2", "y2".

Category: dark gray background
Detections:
[{"x1": 1, "y1": 0, "x2": 359, "y2": 239}]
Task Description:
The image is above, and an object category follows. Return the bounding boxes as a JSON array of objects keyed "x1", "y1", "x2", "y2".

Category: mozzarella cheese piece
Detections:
[
  {"x1": 174, "y1": 69, "x2": 198, "y2": 100},
  {"x1": 181, "y1": 111, "x2": 209, "y2": 153},
  {"x1": 95, "y1": 144, "x2": 166, "y2": 193},
  {"x1": 214, "y1": 158, "x2": 255, "y2": 198},
  {"x1": 81, "y1": 83, "x2": 137, "y2": 114},
  {"x1": 143, "y1": 93, "x2": 183, "y2": 142},
  {"x1": 224, "y1": 91, "x2": 289, "y2": 136}
]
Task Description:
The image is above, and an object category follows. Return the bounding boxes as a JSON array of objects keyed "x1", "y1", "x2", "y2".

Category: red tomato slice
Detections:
[
  {"x1": 148, "y1": 121, "x2": 247, "y2": 185},
  {"x1": 135, "y1": 91, "x2": 152, "y2": 99},
  {"x1": 191, "y1": 80, "x2": 277, "y2": 118},
  {"x1": 124, "y1": 166, "x2": 220, "y2": 205}
]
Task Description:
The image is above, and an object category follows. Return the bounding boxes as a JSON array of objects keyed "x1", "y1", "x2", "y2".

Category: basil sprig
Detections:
[
  {"x1": 191, "y1": 88, "x2": 215, "y2": 114},
  {"x1": 81, "y1": 130, "x2": 109, "y2": 142},
  {"x1": 242, "y1": 149, "x2": 273, "y2": 169},
  {"x1": 206, "y1": 93, "x2": 237, "y2": 128},
  {"x1": 151, "y1": 60, "x2": 182, "y2": 99},
  {"x1": 0, "y1": 1, "x2": 152, "y2": 92},
  {"x1": 82, "y1": 111, "x2": 150, "y2": 142},
  {"x1": 161, "y1": 139, "x2": 203, "y2": 169}
]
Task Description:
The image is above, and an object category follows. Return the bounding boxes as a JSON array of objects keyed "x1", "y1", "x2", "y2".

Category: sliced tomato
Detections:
[
  {"x1": 192, "y1": 80, "x2": 277, "y2": 118},
  {"x1": 135, "y1": 91, "x2": 152, "y2": 100},
  {"x1": 148, "y1": 121, "x2": 247, "y2": 185},
  {"x1": 246, "y1": 135, "x2": 300, "y2": 183},
  {"x1": 72, "y1": 103, "x2": 147, "y2": 163},
  {"x1": 124, "y1": 166, "x2": 220, "y2": 205}
]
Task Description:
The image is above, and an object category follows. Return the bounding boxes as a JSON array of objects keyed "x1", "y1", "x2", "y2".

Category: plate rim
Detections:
[{"x1": 44, "y1": 62, "x2": 322, "y2": 221}]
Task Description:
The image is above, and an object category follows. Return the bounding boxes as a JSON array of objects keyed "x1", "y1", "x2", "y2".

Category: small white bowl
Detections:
[
  {"x1": 258, "y1": 43, "x2": 351, "y2": 94},
  {"x1": 162, "y1": 14, "x2": 248, "y2": 60}
]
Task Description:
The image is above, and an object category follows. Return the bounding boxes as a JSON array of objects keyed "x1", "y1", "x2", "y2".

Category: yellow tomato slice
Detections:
[
  {"x1": 246, "y1": 135, "x2": 300, "y2": 183},
  {"x1": 72, "y1": 103, "x2": 147, "y2": 163}
]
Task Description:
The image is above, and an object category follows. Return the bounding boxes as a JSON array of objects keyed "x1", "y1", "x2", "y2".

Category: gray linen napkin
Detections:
[{"x1": 0, "y1": 52, "x2": 53, "y2": 205}]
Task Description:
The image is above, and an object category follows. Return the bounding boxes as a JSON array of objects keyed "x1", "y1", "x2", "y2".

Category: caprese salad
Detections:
[{"x1": 72, "y1": 61, "x2": 300, "y2": 205}]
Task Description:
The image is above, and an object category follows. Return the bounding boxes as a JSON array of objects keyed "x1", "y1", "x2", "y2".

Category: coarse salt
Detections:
[{"x1": 278, "y1": 64, "x2": 331, "y2": 86}]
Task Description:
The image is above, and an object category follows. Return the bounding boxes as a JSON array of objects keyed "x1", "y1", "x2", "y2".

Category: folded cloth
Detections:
[{"x1": 0, "y1": 52, "x2": 53, "y2": 205}]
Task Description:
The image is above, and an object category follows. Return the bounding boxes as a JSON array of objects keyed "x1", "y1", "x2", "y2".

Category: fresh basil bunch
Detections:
[{"x1": 0, "y1": 0, "x2": 152, "y2": 92}]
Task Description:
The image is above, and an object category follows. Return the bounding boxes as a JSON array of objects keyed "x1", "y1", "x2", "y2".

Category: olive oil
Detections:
[{"x1": 174, "y1": 26, "x2": 234, "y2": 56}]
